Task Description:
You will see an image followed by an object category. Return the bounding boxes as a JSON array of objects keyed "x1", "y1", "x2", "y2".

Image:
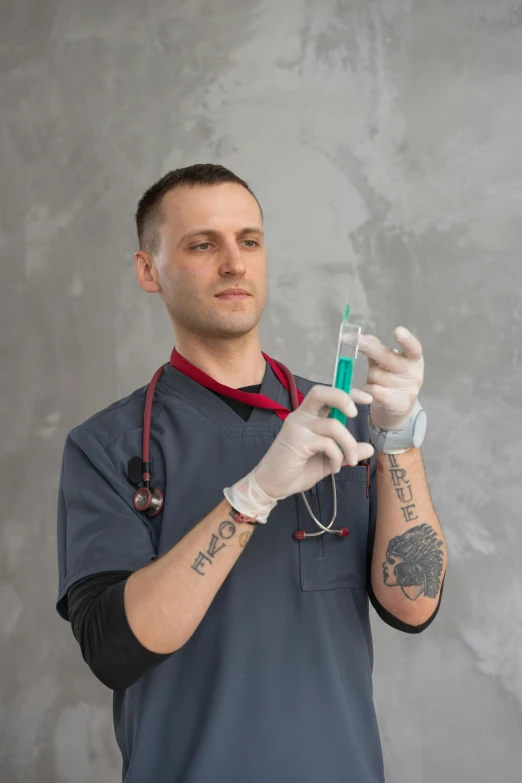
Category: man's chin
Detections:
[
  {"x1": 201, "y1": 321, "x2": 259, "y2": 339},
  {"x1": 208, "y1": 312, "x2": 261, "y2": 334}
]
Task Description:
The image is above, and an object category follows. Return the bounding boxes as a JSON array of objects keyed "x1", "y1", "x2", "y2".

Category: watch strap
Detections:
[{"x1": 368, "y1": 399, "x2": 427, "y2": 454}]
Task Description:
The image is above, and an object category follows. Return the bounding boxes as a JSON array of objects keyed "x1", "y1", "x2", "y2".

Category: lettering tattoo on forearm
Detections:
[
  {"x1": 382, "y1": 524, "x2": 443, "y2": 601},
  {"x1": 207, "y1": 534, "x2": 226, "y2": 558},
  {"x1": 190, "y1": 514, "x2": 252, "y2": 576},
  {"x1": 378, "y1": 454, "x2": 419, "y2": 524}
]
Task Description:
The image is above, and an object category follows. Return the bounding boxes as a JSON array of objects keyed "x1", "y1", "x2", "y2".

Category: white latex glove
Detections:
[
  {"x1": 224, "y1": 384, "x2": 375, "y2": 523},
  {"x1": 357, "y1": 326, "x2": 424, "y2": 431}
]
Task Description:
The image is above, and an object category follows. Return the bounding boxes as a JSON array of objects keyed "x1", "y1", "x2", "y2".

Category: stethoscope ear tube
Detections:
[
  {"x1": 268, "y1": 359, "x2": 351, "y2": 542},
  {"x1": 294, "y1": 474, "x2": 349, "y2": 540}
]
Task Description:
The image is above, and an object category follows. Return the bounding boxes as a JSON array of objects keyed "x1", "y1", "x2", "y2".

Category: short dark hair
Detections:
[{"x1": 135, "y1": 163, "x2": 263, "y2": 254}]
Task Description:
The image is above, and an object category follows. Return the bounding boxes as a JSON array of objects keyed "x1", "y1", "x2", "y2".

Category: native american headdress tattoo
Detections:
[{"x1": 386, "y1": 524, "x2": 443, "y2": 599}]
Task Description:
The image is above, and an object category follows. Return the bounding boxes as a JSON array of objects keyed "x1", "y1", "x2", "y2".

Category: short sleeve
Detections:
[{"x1": 56, "y1": 430, "x2": 157, "y2": 621}]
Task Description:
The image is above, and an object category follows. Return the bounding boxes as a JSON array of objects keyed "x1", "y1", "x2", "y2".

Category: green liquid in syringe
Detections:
[{"x1": 330, "y1": 356, "x2": 355, "y2": 425}]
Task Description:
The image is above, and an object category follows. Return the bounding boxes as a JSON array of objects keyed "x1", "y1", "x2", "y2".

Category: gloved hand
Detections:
[
  {"x1": 357, "y1": 326, "x2": 424, "y2": 431},
  {"x1": 224, "y1": 384, "x2": 375, "y2": 523}
]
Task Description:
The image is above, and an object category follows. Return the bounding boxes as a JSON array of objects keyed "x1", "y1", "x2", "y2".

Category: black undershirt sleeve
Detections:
[
  {"x1": 367, "y1": 573, "x2": 445, "y2": 634},
  {"x1": 67, "y1": 571, "x2": 171, "y2": 691}
]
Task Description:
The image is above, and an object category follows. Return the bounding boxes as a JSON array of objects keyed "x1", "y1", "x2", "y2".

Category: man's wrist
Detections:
[
  {"x1": 223, "y1": 473, "x2": 278, "y2": 525},
  {"x1": 368, "y1": 400, "x2": 425, "y2": 454},
  {"x1": 228, "y1": 504, "x2": 262, "y2": 526},
  {"x1": 374, "y1": 444, "x2": 412, "y2": 455}
]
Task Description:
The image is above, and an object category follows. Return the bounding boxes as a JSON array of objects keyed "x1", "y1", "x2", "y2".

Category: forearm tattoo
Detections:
[
  {"x1": 379, "y1": 454, "x2": 443, "y2": 600},
  {"x1": 239, "y1": 531, "x2": 252, "y2": 548},
  {"x1": 382, "y1": 524, "x2": 443, "y2": 600},
  {"x1": 378, "y1": 454, "x2": 419, "y2": 523},
  {"x1": 191, "y1": 514, "x2": 251, "y2": 576}
]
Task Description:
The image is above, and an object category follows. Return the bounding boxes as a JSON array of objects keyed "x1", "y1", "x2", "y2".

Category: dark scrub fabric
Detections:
[
  {"x1": 57, "y1": 361, "x2": 385, "y2": 783},
  {"x1": 67, "y1": 385, "x2": 441, "y2": 692},
  {"x1": 66, "y1": 384, "x2": 264, "y2": 690}
]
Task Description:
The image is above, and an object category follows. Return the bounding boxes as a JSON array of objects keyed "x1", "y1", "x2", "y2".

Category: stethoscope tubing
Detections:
[{"x1": 137, "y1": 360, "x2": 344, "y2": 537}]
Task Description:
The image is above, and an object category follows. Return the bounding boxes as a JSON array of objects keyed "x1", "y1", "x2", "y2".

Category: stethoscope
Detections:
[{"x1": 130, "y1": 360, "x2": 357, "y2": 540}]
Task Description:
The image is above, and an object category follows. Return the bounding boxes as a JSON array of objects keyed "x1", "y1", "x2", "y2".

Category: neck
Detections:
[{"x1": 173, "y1": 328, "x2": 266, "y2": 388}]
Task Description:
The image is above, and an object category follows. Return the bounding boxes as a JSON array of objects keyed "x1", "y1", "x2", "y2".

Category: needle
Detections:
[{"x1": 344, "y1": 266, "x2": 356, "y2": 322}]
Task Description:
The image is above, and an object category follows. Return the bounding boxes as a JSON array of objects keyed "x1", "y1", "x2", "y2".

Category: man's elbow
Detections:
[
  {"x1": 387, "y1": 603, "x2": 436, "y2": 629},
  {"x1": 390, "y1": 608, "x2": 437, "y2": 633},
  {"x1": 87, "y1": 659, "x2": 141, "y2": 691},
  {"x1": 368, "y1": 579, "x2": 444, "y2": 634}
]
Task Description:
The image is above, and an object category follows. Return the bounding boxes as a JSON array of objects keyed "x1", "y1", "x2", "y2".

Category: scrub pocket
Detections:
[{"x1": 297, "y1": 465, "x2": 370, "y2": 591}]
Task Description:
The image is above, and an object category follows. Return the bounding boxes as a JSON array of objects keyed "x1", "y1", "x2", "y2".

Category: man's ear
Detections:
[{"x1": 135, "y1": 250, "x2": 162, "y2": 294}]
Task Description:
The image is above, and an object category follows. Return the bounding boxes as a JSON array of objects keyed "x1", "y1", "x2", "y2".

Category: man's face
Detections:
[{"x1": 152, "y1": 183, "x2": 268, "y2": 340}]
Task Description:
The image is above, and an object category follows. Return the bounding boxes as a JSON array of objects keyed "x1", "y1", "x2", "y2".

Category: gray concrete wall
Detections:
[{"x1": 1, "y1": 1, "x2": 521, "y2": 781}]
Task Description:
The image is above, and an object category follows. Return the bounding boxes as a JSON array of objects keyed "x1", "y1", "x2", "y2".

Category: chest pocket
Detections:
[{"x1": 297, "y1": 465, "x2": 370, "y2": 591}]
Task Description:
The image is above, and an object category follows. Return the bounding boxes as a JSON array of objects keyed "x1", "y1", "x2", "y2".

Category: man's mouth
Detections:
[
  {"x1": 216, "y1": 292, "x2": 250, "y2": 300},
  {"x1": 215, "y1": 288, "x2": 251, "y2": 299}
]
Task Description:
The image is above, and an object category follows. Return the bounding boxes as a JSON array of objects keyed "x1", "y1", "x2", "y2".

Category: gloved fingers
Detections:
[
  {"x1": 391, "y1": 326, "x2": 423, "y2": 361},
  {"x1": 306, "y1": 433, "x2": 346, "y2": 475},
  {"x1": 360, "y1": 383, "x2": 388, "y2": 404},
  {"x1": 366, "y1": 366, "x2": 414, "y2": 388},
  {"x1": 349, "y1": 386, "x2": 375, "y2": 406},
  {"x1": 357, "y1": 334, "x2": 406, "y2": 370},
  {"x1": 358, "y1": 329, "x2": 424, "y2": 369},
  {"x1": 362, "y1": 384, "x2": 417, "y2": 407},
  {"x1": 354, "y1": 442, "x2": 375, "y2": 464},
  {"x1": 299, "y1": 384, "x2": 372, "y2": 419},
  {"x1": 309, "y1": 418, "x2": 372, "y2": 468},
  {"x1": 367, "y1": 361, "x2": 423, "y2": 384}
]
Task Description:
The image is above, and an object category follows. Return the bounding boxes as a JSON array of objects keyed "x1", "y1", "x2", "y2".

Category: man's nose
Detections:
[{"x1": 218, "y1": 245, "x2": 246, "y2": 274}]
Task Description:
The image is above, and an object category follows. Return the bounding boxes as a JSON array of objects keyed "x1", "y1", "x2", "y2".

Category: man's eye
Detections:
[
  {"x1": 192, "y1": 243, "x2": 211, "y2": 251},
  {"x1": 243, "y1": 240, "x2": 258, "y2": 247}
]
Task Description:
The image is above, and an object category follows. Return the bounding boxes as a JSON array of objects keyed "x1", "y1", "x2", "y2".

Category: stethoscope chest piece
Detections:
[
  {"x1": 133, "y1": 486, "x2": 164, "y2": 517},
  {"x1": 129, "y1": 455, "x2": 164, "y2": 518}
]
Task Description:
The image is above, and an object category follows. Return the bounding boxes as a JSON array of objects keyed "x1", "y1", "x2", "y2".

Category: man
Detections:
[{"x1": 56, "y1": 163, "x2": 447, "y2": 783}]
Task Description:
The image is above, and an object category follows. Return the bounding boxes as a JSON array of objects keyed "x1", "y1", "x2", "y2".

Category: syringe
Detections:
[{"x1": 329, "y1": 303, "x2": 362, "y2": 427}]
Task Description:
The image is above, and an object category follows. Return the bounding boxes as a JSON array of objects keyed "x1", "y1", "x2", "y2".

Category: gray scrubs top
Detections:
[{"x1": 56, "y1": 360, "x2": 383, "y2": 783}]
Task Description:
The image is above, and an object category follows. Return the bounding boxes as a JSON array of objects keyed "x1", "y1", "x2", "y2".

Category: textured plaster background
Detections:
[{"x1": 1, "y1": 1, "x2": 521, "y2": 781}]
